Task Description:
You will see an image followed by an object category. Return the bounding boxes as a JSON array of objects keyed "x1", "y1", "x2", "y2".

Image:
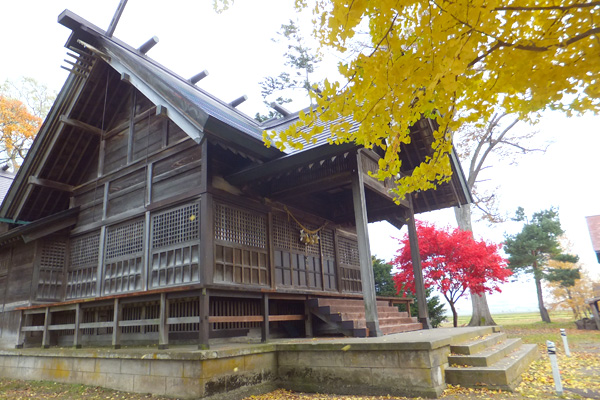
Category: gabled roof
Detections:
[
  {"x1": 0, "y1": 10, "x2": 284, "y2": 223},
  {"x1": 59, "y1": 10, "x2": 281, "y2": 159},
  {"x1": 586, "y1": 215, "x2": 600, "y2": 263}
]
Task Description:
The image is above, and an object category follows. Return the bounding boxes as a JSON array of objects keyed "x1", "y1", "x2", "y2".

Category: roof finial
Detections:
[{"x1": 106, "y1": 0, "x2": 129, "y2": 37}]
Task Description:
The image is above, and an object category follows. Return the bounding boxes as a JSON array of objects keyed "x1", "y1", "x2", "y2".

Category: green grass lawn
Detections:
[{"x1": 448, "y1": 310, "x2": 575, "y2": 327}]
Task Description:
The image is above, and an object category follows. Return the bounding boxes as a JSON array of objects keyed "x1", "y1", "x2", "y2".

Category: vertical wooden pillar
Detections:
[
  {"x1": 73, "y1": 303, "x2": 83, "y2": 348},
  {"x1": 112, "y1": 298, "x2": 122, "y2": 349},
  {"x1": 333, "y1": 230, "x2": 343, "y2": 292},
  {"x1": 198, "y1": 288, "x2": 210, "y2": 350},
  {"x1": 304, "y1": 299, "x2": 313, "y2": 338},
  {"x1": 261, "y1": 293, "x2": 269, "y2": 342},
  {"x1": 158, "y1": 292, "x2": 169, "y2": 349},
  {"x1": 201, "y1": 194, "x2": 214, "y2": 286},
  {"x1": 406, "y1": 195, "x2": 432, "y2": 329},
  {"x1": 143, "y1": 211, "x2": 151, "y2": 291},
  {"x1": 351, "y1": 152, "x2": 381, "y2": 337},
  {"x1": 42, "y1": 308, "x2": 51, "y2": 348},
  {"x1": 15, "y1": 311, "x2": 28, "y2": 348},
  {"x1": 268, "y1": 213, "x2": 276, "y2": 289}
]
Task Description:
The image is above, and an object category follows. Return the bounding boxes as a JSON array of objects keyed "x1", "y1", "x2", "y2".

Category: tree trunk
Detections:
[
  {"x1": 454, "y1": 205, "x2": 497, "y2": 326},
  {"x1": 449, "y1": 301, "x2": 458, "y2": 327},
  {"x1": 533, "y1": 261, "x2": 551, "y2": 323}
]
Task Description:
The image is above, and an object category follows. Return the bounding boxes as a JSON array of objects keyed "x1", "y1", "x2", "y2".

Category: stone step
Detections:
[
  {"x1": 445, "y1": 343, "x2": 540, "y2": 391},
  {"x1": 447, "y1": 327, "x2": 496, "y2": 347},
  {"x1": 451, "y1": 332, "x2": 507, "y2": 355},
  {"x1": 449, "y1": 338, "x2": 523, "y2": 367}
]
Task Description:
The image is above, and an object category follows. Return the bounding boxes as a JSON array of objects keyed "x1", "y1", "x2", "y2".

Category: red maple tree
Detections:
[{"x1": 392, "y1": 222, "x2": 511, "y2": 327}]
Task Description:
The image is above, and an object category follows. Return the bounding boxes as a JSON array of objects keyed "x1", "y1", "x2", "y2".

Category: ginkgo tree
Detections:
[
  {"x1": 0, "y1": 95, "x2": 41, "y2": 171},
  {"x1": 255, "y1": 0, "x2": 599, "y2": 199},
  {"x1": 392, "y1": 222, "x2": 511, "y2": 327}
]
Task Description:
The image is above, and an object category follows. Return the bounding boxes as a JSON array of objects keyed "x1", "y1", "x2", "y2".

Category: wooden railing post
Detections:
[
  {"x1": 15, "y1": 310, "x2": 27, "y2": 349},
  {"x1": 304, "y1": 299, "x2": 313, "y2": 338},
  {"x1": 73, "y1": 303, "x2": 83, "y2": 348},
  {"x1": 112, "y1": 298, "x2": 122, "y2": 349},
  {"x1": 198, "y1": 288, "x2": 209, "y2": 350},
  {"x1": 158, "y1": 292, "x2": 169, "y2": 349},
  {"x1": 42, "y1": 308, "x2": 51, "y2": 348},
  {"x1": 261, "y1": 293, "x2": 269, "y2": 342}
]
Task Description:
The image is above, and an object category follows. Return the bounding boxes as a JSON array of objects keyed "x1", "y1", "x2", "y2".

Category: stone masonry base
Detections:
[{"x1": 0, "y1": 327, "x2": 493, "y2": 399}]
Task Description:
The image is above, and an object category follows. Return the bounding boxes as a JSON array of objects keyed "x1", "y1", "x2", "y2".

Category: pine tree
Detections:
[{"x1": 504, "y1": 208, "x2": 578, "y2": 323}]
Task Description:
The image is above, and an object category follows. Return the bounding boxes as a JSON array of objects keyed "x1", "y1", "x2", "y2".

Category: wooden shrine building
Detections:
[{"x1": 0, "y1": 11, "x2": 470, "y2": 349}]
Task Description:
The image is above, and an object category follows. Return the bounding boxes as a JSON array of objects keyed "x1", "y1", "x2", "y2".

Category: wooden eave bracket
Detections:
[
  {"x1": 59, "y1": 116, "x2": 104, "y2": 137},
  {"x1": 28, "y1": 176, "x2": 74, "y2": 194}
]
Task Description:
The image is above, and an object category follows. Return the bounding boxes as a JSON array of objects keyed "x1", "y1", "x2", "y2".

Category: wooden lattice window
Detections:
[
  {"x1": 105, "y1": 219, "x2": 144, "y2": 259},
  {"x1": 214, "y1": 201, "x2": 269, "y2": 286},
  {"x1": 103, "y1": 219, "x2": 144, "y2": 295},
  {"x1": 338, "y1": 235, "x2": 362, "y2": 293},
  {"x1": 149, "y1": 201, "x2": 201, "y2": 289},
  {"x1": 272, "y1": 214, "x2": 320, "y2": 256},
  {"x1": 66, "y1": 232, "x2": 100, "y2": 299},
  {"x1": 321, "y1": 229, "x2": 335, "y2": 258},
  {"x1": 152, "y1": 201, "x2": 200, "y2": 248},
  {"x1": 320, "y1": 229, "x2": 337, "y2": 290},
  {"x1": 338, "y1": 236, "x2": 360, "y2": 267},
  {"x1": 214, "y1": 202, "x2": 267, "y2": 248},
  {"x1": 37, "y1": 239, "x2": 67, "y2": 301}
]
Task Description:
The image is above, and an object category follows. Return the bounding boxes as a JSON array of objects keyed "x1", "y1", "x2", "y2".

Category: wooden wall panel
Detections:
[
  {"x1": 5, "y1": 242, "x2": 36, "y2": 305},
  {"x1": 152, "y1": 145, "x2": 202, "y2": 203},
  {"x1": 167, "y1": 120, "x2": 187, "y2": 145},
  {"x1": 104, "y1": 129, "x2": 128, "y2": 174},
  {"x1": 73, "y1": 186, "x2": 104, "y2": 227},
  {"x1": 107, "y1": 169, "x2": 146, "y2": 218},
  {"x1": 132, "y1": 115, "x2": 164, "y2": 162}
]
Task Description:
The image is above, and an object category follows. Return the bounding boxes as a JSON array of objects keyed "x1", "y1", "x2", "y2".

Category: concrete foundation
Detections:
[{"x1": 0, "y1": 327, "x2": 492, "y2": 399}]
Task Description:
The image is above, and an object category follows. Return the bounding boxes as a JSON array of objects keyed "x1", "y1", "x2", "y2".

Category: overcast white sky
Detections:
[{"x1": 2, "y1": 1, "x2": 599, "y2": 317}]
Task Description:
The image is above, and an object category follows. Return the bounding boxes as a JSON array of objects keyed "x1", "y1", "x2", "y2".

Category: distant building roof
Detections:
[
  {"x1": 0, "y1": 169, "x2": 15, "y2": 206},
  {"x1": 586, "y1": 215, "x2": 600, "y2": 263}
]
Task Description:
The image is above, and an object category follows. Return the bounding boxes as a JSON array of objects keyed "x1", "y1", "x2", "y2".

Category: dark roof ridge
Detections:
[{"x1": 58, "y1": 10, "x2": 261, "y2": 128}]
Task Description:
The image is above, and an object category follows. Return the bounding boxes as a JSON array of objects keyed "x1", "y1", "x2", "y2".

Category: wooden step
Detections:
[
  {"x1": 380, "y1": 323, "x2": 423, "y2": 334},
  {"x1": 309, "y1": 298, "x2": 392, "y2": 307},
  {"x1": 309, "y1": 297, "x2": 422, "y2": 337},
  {"x1": 445, "y1": 343, "x2": 540, "y2": 391}
]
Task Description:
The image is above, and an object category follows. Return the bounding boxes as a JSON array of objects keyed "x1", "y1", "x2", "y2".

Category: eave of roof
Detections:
[{"x1": 0, "y1": 207, "x2": 79, "y2": 248}]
